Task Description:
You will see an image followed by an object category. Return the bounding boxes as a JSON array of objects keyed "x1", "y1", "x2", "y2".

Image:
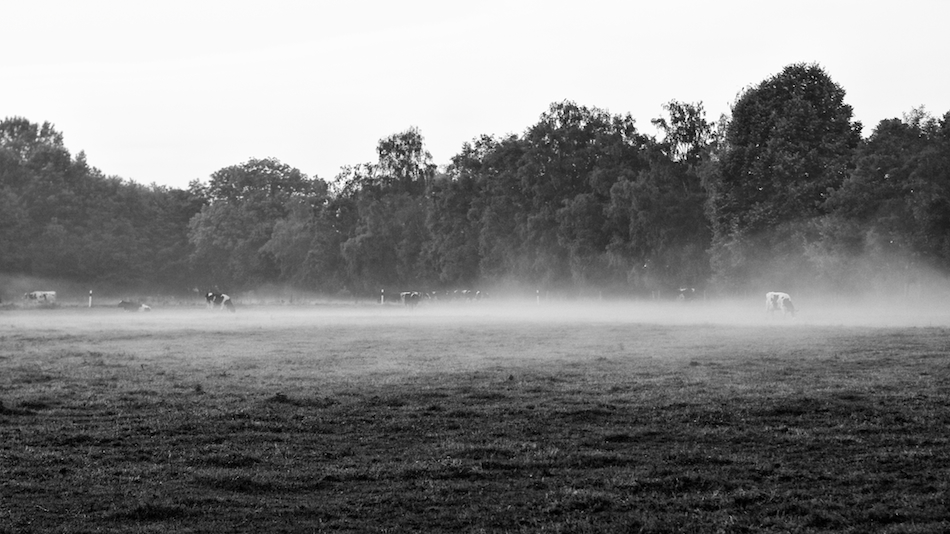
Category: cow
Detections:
[
  {"x1": 677, "y1": 287, "x2": 696, "y2": 302},
  {"x1": 118, "y1": 300, "x2": 151, "y2": 312},
  {"x1": 765, "y1": 291, "x2": 796, "y2": 317},
  {"x1": 206, "y1": 291, "x2": 236, "y2": 312},
  {"x1": 400, "y1": 291, "x2": 422, "y2": 307}
]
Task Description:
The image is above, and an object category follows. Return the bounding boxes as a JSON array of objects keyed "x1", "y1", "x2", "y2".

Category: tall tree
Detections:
[
  {"x1": 429, "y1": 135, "x2": 528, "y2": 287},
  {"x1": 518, "y1": 101, "x2": 647, "y2": 286},
  {"x1": 707, "y1": 63, "x2": 862, "y2": 290},
  {"x1": 189, "y1": 158, "x2": 322, "y2": 288},
  {"x1": 338, "y1": 129, "x2": 435, "y2": 293}
]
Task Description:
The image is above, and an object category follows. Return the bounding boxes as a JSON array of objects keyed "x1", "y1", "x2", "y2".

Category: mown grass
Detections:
[{"x1": 1, "y1": 306, "x2": 949, "y2": 532}]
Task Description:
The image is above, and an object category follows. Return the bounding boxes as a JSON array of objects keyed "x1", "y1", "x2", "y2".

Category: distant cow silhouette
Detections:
[
  {"x1": 206, "y1": 292, "x2": 235, "y2": 312},
  {"x1": 400, "y1": 291, "x2": 422, "y2": 307}
]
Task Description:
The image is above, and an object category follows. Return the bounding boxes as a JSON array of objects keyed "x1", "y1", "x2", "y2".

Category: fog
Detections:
[
  {"x1": 5, "y1": 291, "x2": 950, "y2": 335},
  {"x1": 6, "y1": 260, "x2": 950, "y2": 332}
]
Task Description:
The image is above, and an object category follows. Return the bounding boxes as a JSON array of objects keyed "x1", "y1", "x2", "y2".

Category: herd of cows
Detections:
[{"x1": 15, "y1": 288, "x2": 800, "y2": 318}]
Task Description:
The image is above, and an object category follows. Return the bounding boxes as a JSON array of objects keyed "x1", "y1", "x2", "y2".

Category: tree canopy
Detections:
[
  {"x1": 707, "y1": 63, "x2": 863, "y2": 290},
  {"x1": 3, "y1": 63, "x2": 950, "y2": 300}
]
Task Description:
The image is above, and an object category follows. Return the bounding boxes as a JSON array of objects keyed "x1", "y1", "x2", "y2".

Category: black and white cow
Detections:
[
  {"x1": 118, "y1": 300, "x2": 151, "y2": 312},
  {"x1": 765, "y1": 291, "x2": 795, "y2": 317},
  {"x1": 206, "y1": 291, "x2": 235, "y2": 312},
  {"x1": 400, "y1": 291, "x2": 422, "y2": 307}
]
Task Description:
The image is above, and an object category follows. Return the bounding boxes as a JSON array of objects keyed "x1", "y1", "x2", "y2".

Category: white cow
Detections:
[{"x1": 765, "y1": 291, "x2": 796, "y2": 317}]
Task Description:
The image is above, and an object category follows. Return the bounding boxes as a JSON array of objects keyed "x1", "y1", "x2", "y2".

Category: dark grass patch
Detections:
[
  {"x1": 0, "y1": 401, "x2": 37, "y2": 416},
  {"x1": 265, "y1": 392, "x2": 338, "y2": 408},
  {"x1": 9, "y1": 366, "x2": 55, "y2": 384},
  {"x1": 544, "y1": 488, "x2": 615, "y2": 515},
  {"x1": 370, "y1": 394, "x2": 408, "y2": 407},
  {"x1": 109, "y1": 502, "x2": 191, "y2": 522},
  {"x1": 602, "y1": 432, "x2": 636, "y2": 443},
  {"x1": 464, "y1": 390, "x2": 509, "y2": 402},
  {"x1": 190, "y1": 453, "x2": 262, "y2": 469},
  {"x1": 193, "y1": 473, "x2": 277, "y2": 493}
]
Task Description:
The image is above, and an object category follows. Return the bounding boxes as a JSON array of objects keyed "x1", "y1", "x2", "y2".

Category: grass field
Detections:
[{"x1": 1, "y1": 300, "x2": 949, "y2": 533}]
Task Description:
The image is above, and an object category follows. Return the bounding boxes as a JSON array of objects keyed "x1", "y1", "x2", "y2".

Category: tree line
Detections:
[{"x1": 2, "y1": 63, "x2": 948, "y2": 299}]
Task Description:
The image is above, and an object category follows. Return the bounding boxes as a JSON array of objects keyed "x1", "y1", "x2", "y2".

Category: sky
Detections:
[{"x1": 4, "y1": 0, "x2": 949, "y2": 190}]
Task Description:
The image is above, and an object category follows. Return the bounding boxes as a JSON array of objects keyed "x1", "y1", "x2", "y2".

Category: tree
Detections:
[
  {"x1": 516, "y1": 101, "x2": 648, "y2": 287},
  {"x1": 0, "y1": 118, "x2": 163, "y2": 284},
  {"x1": 651, "y1": 100, "x2": 715, "y2": 167},
  {"x1": 426, "y1": 135, "x2": 527, "y2": 287},
  {"x1": 189, "y1": 158, "x2": 323, "y2": 288},
  {"x1": 260, "y1": 197, "x2": 346, "y2": 291},
  {"x1": 424, "y1": 169, "x2": 481, "y2": 287},
  {"x1": 812, "y1": 109, "x2": 950, "y2": 292},
  {"x1": 375, "y1": 127, "x2": 436, "y2": 195},
  {"x1": 707, "y1": 63, "x2": 862, "y2": 291},
  {"x1": 338, "y1": 129, "x2": 436, "y2": 293}
]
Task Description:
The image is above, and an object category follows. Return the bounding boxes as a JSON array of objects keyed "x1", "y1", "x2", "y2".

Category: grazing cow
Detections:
[
  {"x1": 765, "y1": 291, "x2": 796, "y2": 317},
  {"x1": 118, "y1": 300, "x2": 151, "y2": 312},
  {"x1": 400, "y1": 291, "x2": 422, "y2": 307},
  {"x1": 206, "y1": 292, "x2": 236, "y2": 312}
]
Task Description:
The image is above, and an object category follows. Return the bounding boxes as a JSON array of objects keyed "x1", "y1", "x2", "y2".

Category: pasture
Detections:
[{"x1": 1, "y1": 299, "x2": 949, "y2": 533}]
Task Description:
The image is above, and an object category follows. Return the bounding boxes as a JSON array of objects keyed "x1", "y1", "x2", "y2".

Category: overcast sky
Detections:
[{"x1": 4, "y1": 1, "x2": 949, "y2": 190}]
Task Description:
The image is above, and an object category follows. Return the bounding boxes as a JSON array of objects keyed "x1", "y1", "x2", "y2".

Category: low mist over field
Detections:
[{"x1": 6, "y1": 289, "x2": 950, "y2": 331}]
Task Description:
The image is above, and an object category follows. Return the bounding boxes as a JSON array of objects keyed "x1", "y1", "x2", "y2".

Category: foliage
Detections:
[
  {"x1": 809, "y1": 109, "x2": 950, "y2": 291},
  {"x1": 4, "y1": 64, "x2": 950, "y2": 297},
  {"x1": 428, "y1": 100, "x2": 714, "y2": 294},
  {"x1": 335, "y1": 128, "x2": 436, "y2": 293},
  {"x1": 707, "y1": 63, "x2": 862, "y2": 291},
  {"x1": 0, "y1": 117, "x2": 206, "y2": 290},
  {"x1": 187, "y1": 158, "x2": 327, "y2": 289}
]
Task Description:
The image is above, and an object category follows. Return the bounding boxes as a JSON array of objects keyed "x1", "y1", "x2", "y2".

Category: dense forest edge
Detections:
[{"x1": 2, "y1": 63, "x2": 949, "y2": 303}]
